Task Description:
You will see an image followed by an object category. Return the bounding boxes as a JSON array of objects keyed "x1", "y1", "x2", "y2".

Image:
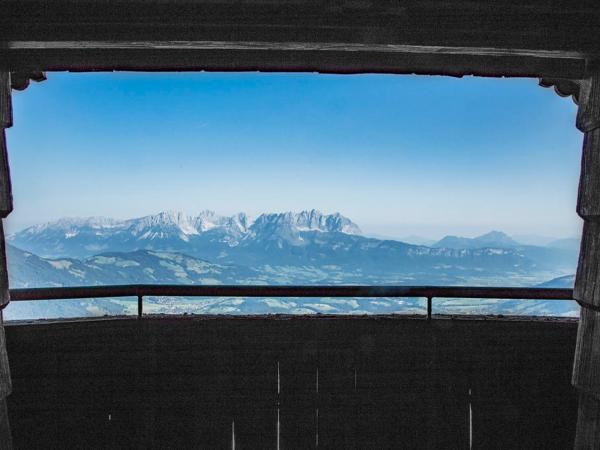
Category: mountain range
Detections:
[
  {"x1": 4, "y1": 210, "x2": 580, "y2": 320},
  {"x1": 8, "y1": 210, "x2": 578, "y2": 271},
  {"x1": 9, "y1": 210, "x2": 360, "y2": 259}
]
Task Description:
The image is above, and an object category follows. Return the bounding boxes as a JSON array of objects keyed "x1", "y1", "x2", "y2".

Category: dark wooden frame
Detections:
[{"x1": 1, "y1": 1, "x2": 600, "y2": 448}]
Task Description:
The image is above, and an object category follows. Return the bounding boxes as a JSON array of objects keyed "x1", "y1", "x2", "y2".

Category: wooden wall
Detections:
[{"x1": 5, "y1": 316, "x2": 577, "y2": 449}]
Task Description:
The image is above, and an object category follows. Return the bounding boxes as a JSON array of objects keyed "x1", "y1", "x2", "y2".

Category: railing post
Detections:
[
  {"x1": 426, "y1": 297, "x2": 432, "y2": 320},
  {"x1": 137, "y1": 295, "x2": 143, "y2": 318}
]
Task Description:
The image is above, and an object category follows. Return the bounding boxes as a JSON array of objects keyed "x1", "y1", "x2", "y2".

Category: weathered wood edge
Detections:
[{"x1": 0, "y1": 47, "x2": 589, "y2": 79}]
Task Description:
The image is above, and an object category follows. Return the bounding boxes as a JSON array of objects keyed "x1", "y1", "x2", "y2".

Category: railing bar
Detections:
[
  {"x1": 427, "y1": 297, "x2": 432, "y2": 320},
  {"x1": 137, "y1": 295, "x2": 143, "y2": 318},
  {"x1": 7, "y1": 284, "x2": 575, "y2": 302}
]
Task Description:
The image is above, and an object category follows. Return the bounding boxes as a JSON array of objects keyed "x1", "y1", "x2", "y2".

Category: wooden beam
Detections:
[
  {"x1": 571, "y1": 68, "x2": 600, "y2": 449},
  {"x1": 0, "y1": 46, "x2": 588, "y2": 79},
  {"x1": 0, "y1": 0, "x2": 598, "y2": 77},
  {"x1": 575, "y1": 393, "x2": 600, "y2": 449},
  {"x1": 2, "y1": 1, "x2": 599, "y2": 52},
  {"x1": 0, "y1": 74, "x2": 12, "y2": 218},
  {"x1": 0, "y1": 73, "x2": 11, "y2": 130},
  {"x1": 0, "y1": 71, "x2": 14, "y2": 450}
]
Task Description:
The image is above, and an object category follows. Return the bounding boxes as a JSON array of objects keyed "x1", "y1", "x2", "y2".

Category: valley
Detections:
[{"x1": 4, "y1": 210, "x2": 580, "y2": 320}]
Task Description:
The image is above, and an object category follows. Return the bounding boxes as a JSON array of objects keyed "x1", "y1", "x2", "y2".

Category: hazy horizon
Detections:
[{"x1": 5, "y1": 72, "x2": 584, "y2": 239}]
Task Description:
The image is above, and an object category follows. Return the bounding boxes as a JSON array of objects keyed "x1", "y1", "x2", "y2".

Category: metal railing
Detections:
[{"x1": 8, "y1": 284, "x2": 574, "y2": 320}]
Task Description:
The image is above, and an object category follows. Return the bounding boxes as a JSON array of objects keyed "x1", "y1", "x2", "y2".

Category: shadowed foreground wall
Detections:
[{"x1": 3, "y1": 316, "x2": 578, "y2": 449}]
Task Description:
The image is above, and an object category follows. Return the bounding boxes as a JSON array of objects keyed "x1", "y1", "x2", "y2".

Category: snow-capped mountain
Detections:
[
  {"x1": 251, "y1": 210, "x2": 360, "y2": 235},
  {"x1": 8, "y1": 210, "x2": 579, "y2": 274},
  {"x1": 9, "y1": 209, "x2": 360, "y2": 259}
]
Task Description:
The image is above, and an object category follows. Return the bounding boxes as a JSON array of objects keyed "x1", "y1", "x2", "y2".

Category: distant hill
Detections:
[
  {"x1": 431, "y1": 231, "x2": 579, "y2": 272},
  {"x1": 4, "y1": 244, "x2": 580, "y2": 320},
  {"x1": 537, "y1": 274, "x2": 575, "y2": 288},
  {"x1": 398, "y1": 235, "x2": 437, "y2": 246},
  {"x1": 433, "y1": 231, "x2": 520, "y2": 249},
  {"x1": 6, "y1": 244, "x2": 256, "y2": 288},
  {"x1": 4, "y1": 245, "x2": 261, "y2": 320},
  {"x1": 547, "y1": 238, "x2": 580, "y2": 252}
]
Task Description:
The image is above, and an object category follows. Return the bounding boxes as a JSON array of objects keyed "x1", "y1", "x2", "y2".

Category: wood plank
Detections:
[
  {"x1": 317, "y1": 347, "x2": 357, "y2": 449},
  {"x1": 0, "y1": 47, "x2": 587, "y2": 79},
  {"x1": 0, "y1": 226, "x2": 8, "y2": 309},
  {"x1": 0, "y1": 1, "x2": 597, "y2": 77},
  {"x1": 0, "y1": 73, "x2": 11, "y2": 129},
  {"x1": 230, "y1": 352, "x2": 277, "y2": 449},
  {"x1": 5, "y1": 317, "x2": 579, "y2": 449},
  {"x1": 427, "y1": 322, "x2": 470, "y2": 449},
  {"x1": 0, "y1": 71, "x2": 12, "y2": 218},
  {"x1": 574, "y1": 220, "x2": 600, "y2": 308},
  {"x1": 576, "y1": 129, "x2": 600, "y2": 220},
  {"x1": 278, "y1": 328, "x2": 318, "y2": 450},
  {"x1": 0, "y1": 134, "x2": 12, "y2": 219},
  {"x1": 575, "y1": 392, "x2": 600, "y2": 449},
  {"x1": 573, "y1": 308, "x2": 600, "y2": 395},
  {"x1": 471, "y1": 323, "x2": 576, "y2": 449},
  {"x1": 577, "y1": 72, "x2": 600, "y2": 133},
  {"x1": 2, "y1": 1, "x2": 599, "y2": 53},
  {"x1": 0, "y1": 399, "x2": 11, "y2": 450},
  {"x1": 0, "y1": 315, "x2": 12, "y2": 400}
]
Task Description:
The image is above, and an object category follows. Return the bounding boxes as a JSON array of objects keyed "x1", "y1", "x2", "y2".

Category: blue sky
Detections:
[{"x1": 5, "y1": 72, "x2": 583, "y2": 239}]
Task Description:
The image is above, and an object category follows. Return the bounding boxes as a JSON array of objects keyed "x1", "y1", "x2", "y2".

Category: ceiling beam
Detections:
[{"x1": 1, "y1": 0, "x2": 598, "y2": 77}]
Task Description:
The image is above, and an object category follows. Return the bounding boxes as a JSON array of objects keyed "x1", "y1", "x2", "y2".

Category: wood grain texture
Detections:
[
  {"x1": 2, "y1": 1, "x2": 599, "y2": 52},
  {"x1": 9, "y1": 71, "x2": 45, "y2": 91},
  {"x1": 0, "y1": 287, "x2": 12, "y2": 450},
  {"x1": 575, "y1": 393, "x2": 600, "y2": 449},
  {"x1": 0, "y1": 47, "x2": 587, "y2": 79},
  {"x1": 574, "y1": 221, "x2": 600, "y2": 307},
  {"x1": 0, "y1": 223, "x2": 8, "y2": 310},
  {"x1": 572, "y1": 71, "x2": 600, "y2": 449},
  {"x1": 539, "y1": 78, "x2": 581, "y2": 103},
  {"x1": 0, "y1": 132, "x2": 13, "y2": 218},
  {"x1": 0, "y1": 314, "x2": 10, "y2": 400},
  {"x1": 572, "y1": 308, "x2": 600, "y2": 396},
  {"x1": 577, "y1": 129, "x2": 600, "y2": 220},
  {"x1": 0, "y1": 73, "x2": 11, "y2": 129},
  {"x1": 0, "y1": 72, "x2": 12, "y2": 218},
  {"x1": 0, "y1": 1, "x2": 597, "y2": 76},
  {"x1": 0, "y1": 398, "x2": 12, "y2": 450},
  {"x1": 577, "y1": 72, "x2": 600, "y2": 133},
  {"x1": 5, "y1": 317, "x2": 577, "y2": 449}
]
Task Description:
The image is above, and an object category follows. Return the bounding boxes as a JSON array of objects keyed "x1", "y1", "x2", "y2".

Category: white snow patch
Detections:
[
  {"x1": 85, "y1": 305, "x2": 106, "y2": 316},
  {"x1": 115, "y1": 260, "x2": 140, "y2": 268},
  {"x1": 92, "y1": 256, "x2": 117, "y2": 264},
  {"x1": 263, "y1": 299, "x2": 296, "y2": 309},
  {"x1": 48, "y1": 260, "x2": 72, "y2": 270},
  {"x1": 305, "y1": 303, "x2": 337, "y2": 312}
]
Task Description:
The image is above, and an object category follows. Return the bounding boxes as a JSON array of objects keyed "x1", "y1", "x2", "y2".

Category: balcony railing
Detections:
[{"x1": 8, "y1": 284, "x2": 575, "y2": 319}]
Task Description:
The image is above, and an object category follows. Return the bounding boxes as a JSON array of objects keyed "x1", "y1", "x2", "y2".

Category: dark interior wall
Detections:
[{"x1": 4, "y1": 316, "x2": 577, "y2": 449}]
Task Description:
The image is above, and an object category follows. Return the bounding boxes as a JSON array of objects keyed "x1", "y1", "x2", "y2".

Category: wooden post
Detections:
[
  {"x1": 570, "y1": 70, "x2": 600, "y2": 449},
  {"x1": 0, "y1": 71, "x2": 13, "y2": 449}
]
